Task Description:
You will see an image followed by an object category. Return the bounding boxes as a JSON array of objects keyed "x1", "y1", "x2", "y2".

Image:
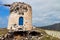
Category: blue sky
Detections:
[{"x1": 0, "y1": 0, "x2": 60, "y2": 28}]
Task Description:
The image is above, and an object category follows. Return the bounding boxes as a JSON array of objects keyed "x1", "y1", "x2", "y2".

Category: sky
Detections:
[{"x1": 0, "y1": 0, "x2": 60, "y2": 28}]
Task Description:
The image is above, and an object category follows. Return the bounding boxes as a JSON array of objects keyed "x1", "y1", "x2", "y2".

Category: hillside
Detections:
[
  {"x1": 45, "y1": 30, "x2": 60, "y2": 39},
  {"x1": 0, "y1": 28, "x2": 8, "y2": 35},
  {"x1": 0, "y1": 28, "x2": 60, "y2": 40},
  {"x1": 40, "y1": 23, "x2": 60, "y2": 31}
]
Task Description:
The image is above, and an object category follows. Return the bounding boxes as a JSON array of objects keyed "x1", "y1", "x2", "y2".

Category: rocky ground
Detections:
[{"x1": 0, "y1": 28, "x2": 60, "y2": 40}]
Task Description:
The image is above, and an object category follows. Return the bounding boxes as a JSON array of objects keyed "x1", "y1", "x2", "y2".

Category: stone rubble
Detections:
[{"x1": 0, "y1": 31, "x2": 44, "y2": 40}]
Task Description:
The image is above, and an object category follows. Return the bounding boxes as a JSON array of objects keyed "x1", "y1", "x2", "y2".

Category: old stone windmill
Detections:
[
  {"x1": 8, "y1": 2, "x2": 33, "y2": 31},
  {"x1": 1, "y1": 2, "x2": 33, "y2": 31},
  {"x1": 0, "y1": 2, "x2": 42, "y2": 40}
]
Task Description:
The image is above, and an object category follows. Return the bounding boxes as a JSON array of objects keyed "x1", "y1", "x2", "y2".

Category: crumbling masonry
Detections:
[{"x1": 8, "y1": 2, "x2": 32, "y2": 31}]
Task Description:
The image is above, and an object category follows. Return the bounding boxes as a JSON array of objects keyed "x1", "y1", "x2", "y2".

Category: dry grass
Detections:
[
  {"x1": 0, "y1": 28, "x2": 8, "y2": 35},
  {"x1": 35, "y1": 28, "x2": 60, "y2": 40},
  {"x1": 0, "y1": 28, "x2": 60, "y2": 40}
]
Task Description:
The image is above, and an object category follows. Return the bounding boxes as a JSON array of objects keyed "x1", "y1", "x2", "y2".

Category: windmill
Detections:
[
  {"x1": 0, "y1": 2, "x2": 41, "y2": 40},
  {"x1": 0, "y1": 2, "x2": 33, "y2": 31}
]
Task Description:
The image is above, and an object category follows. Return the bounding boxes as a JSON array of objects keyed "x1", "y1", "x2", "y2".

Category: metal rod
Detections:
[{"x1": 0, "y1": 4, "x2": 11, "y2": 7}]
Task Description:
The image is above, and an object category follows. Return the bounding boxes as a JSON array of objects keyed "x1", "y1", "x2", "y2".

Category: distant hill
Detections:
[{"x1": 39, "y1": 23, "x2": 60, "y2": 31}]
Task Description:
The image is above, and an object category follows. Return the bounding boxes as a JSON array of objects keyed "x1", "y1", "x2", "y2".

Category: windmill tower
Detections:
[
  {"x1": 0, "y1": 2, "x2": 41, "y2": 40},
  {"x1": 8, "y1": 2, "x2": 32, "y2": 31}
]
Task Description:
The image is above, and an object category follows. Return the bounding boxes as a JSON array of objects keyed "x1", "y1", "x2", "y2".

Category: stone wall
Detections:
[{"x1": 45, "y1": 30, "x2": 60, "y2": 39}]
